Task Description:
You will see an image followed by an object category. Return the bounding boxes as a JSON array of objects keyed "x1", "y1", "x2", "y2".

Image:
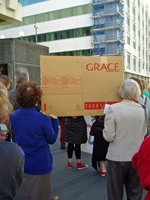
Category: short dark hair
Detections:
[{"x1": 16, "y1": 81, "x2": 42, "y2": 107}]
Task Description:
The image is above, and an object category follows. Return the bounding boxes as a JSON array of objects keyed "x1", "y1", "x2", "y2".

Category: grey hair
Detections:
[
  {"x1": 15, "y1": 68, "x2": 29, "y2": 84},
  {"x1": 118, "y1": 79, "x2": 141, "y2": 100}
]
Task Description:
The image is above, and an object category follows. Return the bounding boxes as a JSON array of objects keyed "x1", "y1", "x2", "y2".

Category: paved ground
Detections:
[{"x1": 50, "y1": 132, "x2": 147, "y2": 200}]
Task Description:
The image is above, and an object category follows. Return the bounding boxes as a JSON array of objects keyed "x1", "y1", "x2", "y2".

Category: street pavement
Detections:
[{"x1": 50, "y1": 132, "x2": 147, "y2": 200}]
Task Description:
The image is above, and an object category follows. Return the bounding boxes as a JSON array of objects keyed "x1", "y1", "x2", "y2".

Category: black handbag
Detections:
[
  {"x1": 89, "y1": 115, "x2": 105, "y2": 136},
  {"x1": 6, "y1": 132, "x2": 12, "y2": 142}
]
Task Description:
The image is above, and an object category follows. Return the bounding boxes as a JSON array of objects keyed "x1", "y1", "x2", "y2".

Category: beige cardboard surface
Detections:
[{"x1": 40, "y1": 56, "x2": 124, "y2": 116}]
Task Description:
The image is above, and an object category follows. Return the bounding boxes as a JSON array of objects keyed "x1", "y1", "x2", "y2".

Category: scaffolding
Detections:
[{"x1": 92, "y1": 0, "x2": 124, "y2": 55}]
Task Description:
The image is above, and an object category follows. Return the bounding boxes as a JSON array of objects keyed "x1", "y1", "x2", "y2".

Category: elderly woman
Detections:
[
  {"x1": 103, "y1": 79, "x2": 147, "y2": 200},
  {"x1": 10, "y1": 81, "x2": 59, "y2": 200}
]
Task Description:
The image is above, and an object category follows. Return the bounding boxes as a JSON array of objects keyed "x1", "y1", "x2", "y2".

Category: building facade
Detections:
[
  {"x1": 0, "y1": 0, "x2": 150, "y2": 81},
  {"x1": 0, "y1": 0, "x2": 22, "y2": 26}
]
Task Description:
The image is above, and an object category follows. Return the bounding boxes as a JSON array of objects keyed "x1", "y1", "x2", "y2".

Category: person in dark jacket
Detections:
[
  {"x1": 11, "y1": 81, "x2": 59, "y2": 200},
  {"x1": 0, "y1": 142, "x2": 24, "y2": 200},
  {"x1": 91, "y1": 115, "x2": 109, "y2": 176},
  {"x1": 65, "y1": 116, "x2": 88, "y2": 170},
  {"x1": 0, "y1": 81, "x2": 24, "y2": 200}
]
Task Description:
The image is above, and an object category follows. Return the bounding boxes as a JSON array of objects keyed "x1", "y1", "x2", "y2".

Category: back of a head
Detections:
[
  {"x1": 0, "y1": 75, "x2": 12, "y2": 88},
  {"x1": 141, "y1": 79, "x2": 146, "y2": 90},
  {"x1": 118, "y1": 79, "x2": 141, "y2": 100},
  {"x1": 130, "y1": 76, "x2": 143, "y2": 95},
  {"x1": 0, "y1": 82, "x2": 13, "y2": 122},
  {"x1": 16, "y1": 81, "x2": 42, "y2": 107},
  {"x1": 15, "y1": 68, "x2": 29, "y2": 84}
]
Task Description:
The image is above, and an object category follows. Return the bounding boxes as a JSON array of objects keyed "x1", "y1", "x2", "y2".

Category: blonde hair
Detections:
[
  {"x1": 0, "y1": 82, "x2": 13, "y2": 122},
  {"x1": 0, "y1": 75, "x2": 12, "y2": 88}
]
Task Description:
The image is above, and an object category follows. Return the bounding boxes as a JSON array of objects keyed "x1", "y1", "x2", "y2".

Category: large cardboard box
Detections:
[{"x1": 40, "y1": 56, "x2": 124, "y2": 116}]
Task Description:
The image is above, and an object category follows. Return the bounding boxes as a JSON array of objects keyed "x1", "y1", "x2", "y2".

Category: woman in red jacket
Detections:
[{"x1": 132, "y1": 136, "x2": 150, "y2": 200}]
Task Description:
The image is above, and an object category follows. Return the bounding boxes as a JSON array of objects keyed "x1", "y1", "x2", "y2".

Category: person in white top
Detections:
[{"x1": 103, "y1": 79, "x2": 147, "y2": 200}]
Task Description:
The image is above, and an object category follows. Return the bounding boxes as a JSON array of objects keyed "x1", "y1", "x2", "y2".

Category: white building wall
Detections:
[
  {"x1": 1, "y1": 14, "x2": 92, "y2": 38},
  {"x1": 22, "y1": 0, "x2": 91, "y2": 17},
  {"x1": 124, "y1": 0, "x2": 150, "y2": 77},
  {"x1": 41, "y1": 36, "x2": 92, "y2": 53}
]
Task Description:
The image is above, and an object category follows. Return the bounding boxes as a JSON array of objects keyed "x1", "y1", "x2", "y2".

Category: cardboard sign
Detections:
[{"x1": 40, "y1": 56, "x2": 124, "y2": 116}]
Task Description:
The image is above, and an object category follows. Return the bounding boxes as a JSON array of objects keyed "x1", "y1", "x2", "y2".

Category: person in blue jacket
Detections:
[{"x1": 10, "y1": 81, "x2": 59, "y2": 200}]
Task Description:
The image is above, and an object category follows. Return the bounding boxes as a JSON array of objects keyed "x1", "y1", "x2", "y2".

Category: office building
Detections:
[{"x1": 0, "y1": 0, "x2": 150, "y2": 81}]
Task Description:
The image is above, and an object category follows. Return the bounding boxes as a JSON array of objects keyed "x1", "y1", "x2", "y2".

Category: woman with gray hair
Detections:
[
  {"x1": 8, "y1": 67, "x2": 29, "y2": 111},
  {"x1": 103, "y1": 79, "x2": 147, "y2": 200}
]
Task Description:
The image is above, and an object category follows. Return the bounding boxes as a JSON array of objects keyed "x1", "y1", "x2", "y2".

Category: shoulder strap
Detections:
[
  {"x1": 142, "y1": 104, "x2": 149, "y2": 127},
  {"x1": 144, "y1": 96, "x2": 147, "y2": 106}
]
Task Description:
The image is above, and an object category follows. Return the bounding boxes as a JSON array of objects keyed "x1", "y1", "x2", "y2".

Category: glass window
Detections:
[
  {"x1": 82, "y1": 28, "x2": 91, "y2": 36},
  {"x1": 62, "y1": 8, "x2": 72, "y2": 18},
  {"x1": 142, "y1": 6, "x2": 144, "y2": 16},
  {"x1": 28, "y1": 36, "x2": 35, "y2": 43},
  {"x1": 74, "y1": 50, "x2": 82, "y2": 56},
  {"x1": 82, "y1": 50, "x2": 91, "y2": 56},
  {"x1": 146, "y1": 63, "x2": 148, "y2": 71},
  {"x1": 138, "y1": 30, "x2": 140, "y2": 40},
  {"x1": 146, "y1": 12, "x2": 148, "y2": 21},
  {"x1": 23, "y1": 16, "x2": 34, "y2": 26},
  {"x1": 133, "y1": 24, "x2": 135, "y2": 32},
  {"x1": 133, "y1": 57, "x2": 136, "y2": 71},
  {"x1": 132, "y1": 6, "x2": 135, "y2": 16},
  {"x1": 138, "y1": 45, "x2": 140, "y2": 56},
  {"x1": 36, "y1": 13, "x2": 49, "y2": 22},
  {"x1": 127, "y1": 17, "x2": 130, "y2": 26},
  {"x1": 138, "y1": 60, "x2": 140, "y2": 72},
  {"x1": 138, "y1": 0, "x2": 140, "y2": 7},
  {"x1": 127, "y1": 53, "x2": 130, "y2": 69},
  {"x1": 54, "y1": 32, "x2": 62, "y2": 40},
  {"x1": 127, "y1": 36, "x2": 130, "y2": 44},
  {"x1": 138, "y1": 15, "x2": 140, "y2": 23},
  {"x1": 19, "y1": 0, "x2": 47, "y2": 6},
  {"x1": 76, "y1": 6, "x2": 83, "y2": 15},
  {"x1": 23, "y1": 26, "x2": 92, "y2": 43},
  {"x1": 127, "y1": 0, "x2": 129, "y2": 7},
  {"x1": 133, "y1": 41, "x2": 136, "y2": 49}
]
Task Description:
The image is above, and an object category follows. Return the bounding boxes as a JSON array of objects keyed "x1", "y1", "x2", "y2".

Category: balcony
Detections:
[{"x1": 0, "y1": 0, "x2": 22, "y2": 26}]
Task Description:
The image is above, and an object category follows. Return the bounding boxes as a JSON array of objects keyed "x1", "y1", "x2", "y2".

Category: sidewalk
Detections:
[{"x1": 50, "y1": 132, "x2": 146, "y2": 200}]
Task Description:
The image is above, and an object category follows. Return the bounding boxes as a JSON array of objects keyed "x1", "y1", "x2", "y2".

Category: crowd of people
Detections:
[{"x1": 0, "y1": 68, "x2": 150, "y2": 200}]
